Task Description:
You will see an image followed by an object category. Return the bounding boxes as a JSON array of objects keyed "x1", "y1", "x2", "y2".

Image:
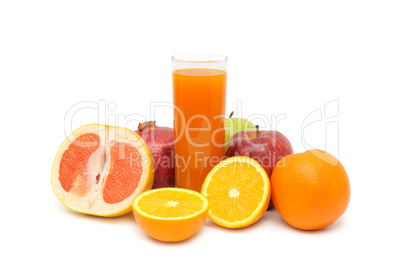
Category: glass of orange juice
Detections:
[{"x1": 172, "y1": 53, "x2": 227, "y2": 192}]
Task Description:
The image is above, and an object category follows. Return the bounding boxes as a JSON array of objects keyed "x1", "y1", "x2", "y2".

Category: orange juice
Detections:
[{"x1": 173, "y1": 68, "x2": 227, "y2": 191}]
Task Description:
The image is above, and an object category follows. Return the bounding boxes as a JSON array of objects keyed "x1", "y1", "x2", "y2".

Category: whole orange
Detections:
[{"x1": 271, "y1": 149, "x2": 350, "y2": 230}]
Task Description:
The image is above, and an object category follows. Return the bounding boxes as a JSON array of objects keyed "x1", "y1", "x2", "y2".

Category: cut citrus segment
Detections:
[
  {"x1": 51, "y1": 124, "x2": 154, "y2": 217},
  {"x1": 201, "y1": 156, "x2": 270, "y2": 228},
  {"x1": 132, "y1": 188, "x2": 209, "y2": 242}
]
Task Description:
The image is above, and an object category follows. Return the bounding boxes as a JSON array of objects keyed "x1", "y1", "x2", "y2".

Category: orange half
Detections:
[
  {"x1": 132, "y1": 188, "x2": 209, "y2": 242},
  {"x1": 51, "y1": 124, "x2": 154, "y2": 217},
  {"x1": 201, "y1": 156, "x2": 270, "y2": 228}
]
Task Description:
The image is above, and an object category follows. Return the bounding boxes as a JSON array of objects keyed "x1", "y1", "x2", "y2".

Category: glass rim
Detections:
[{"x1": 172, "y1": 53, "x2": 228, "y2": 64}]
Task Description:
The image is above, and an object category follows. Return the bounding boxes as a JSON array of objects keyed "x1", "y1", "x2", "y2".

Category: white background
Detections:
[{"x1": 1, "y1": 0, "x2": 401, "y2": 266}]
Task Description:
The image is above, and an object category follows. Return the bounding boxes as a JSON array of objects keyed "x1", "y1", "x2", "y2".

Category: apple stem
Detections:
[
  {"x1": 229, "y1": 111, "x2": 234, "y2": 118},
  {"x1": 256, "y1": 125, "x2": 260, "y2": 137}
]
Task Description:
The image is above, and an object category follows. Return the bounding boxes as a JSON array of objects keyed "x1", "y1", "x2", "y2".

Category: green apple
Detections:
[{"x1": 225, "y1": 111, "x2": 256, "y2": 148}]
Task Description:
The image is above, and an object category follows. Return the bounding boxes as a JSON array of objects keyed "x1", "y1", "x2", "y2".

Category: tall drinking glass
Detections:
[{"x1": 172, "y1": 53, "x2": 227, "y2": 192}]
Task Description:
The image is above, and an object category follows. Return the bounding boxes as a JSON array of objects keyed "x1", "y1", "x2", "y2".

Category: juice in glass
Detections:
[{"x1": 172, "y1": 55, "x2": 227, "y2": 191}]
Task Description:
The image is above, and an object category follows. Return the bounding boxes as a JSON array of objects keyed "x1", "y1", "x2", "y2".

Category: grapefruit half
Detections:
[{"x1": 51, "y1": 124, "x2": 154, "y2": 217}]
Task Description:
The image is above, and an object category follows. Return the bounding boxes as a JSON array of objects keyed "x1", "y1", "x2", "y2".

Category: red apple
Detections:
[{"x1": 225, "y1": 125, "x2": 294, "y2": 209}]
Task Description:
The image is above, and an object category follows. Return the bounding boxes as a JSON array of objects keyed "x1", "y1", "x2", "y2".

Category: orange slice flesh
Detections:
[
  {"x1": 201, "y1": 156, "x2": 270, "y2": 228},
  {"x1": 132, "y1": 188, "x2": 209, "y2": 242},
  {"x1": 136, "y1": 189, "x2": 206, "y2": 218},
  {"x1": 51, "y1": 124, "x2": 154, "y2": 217}
]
